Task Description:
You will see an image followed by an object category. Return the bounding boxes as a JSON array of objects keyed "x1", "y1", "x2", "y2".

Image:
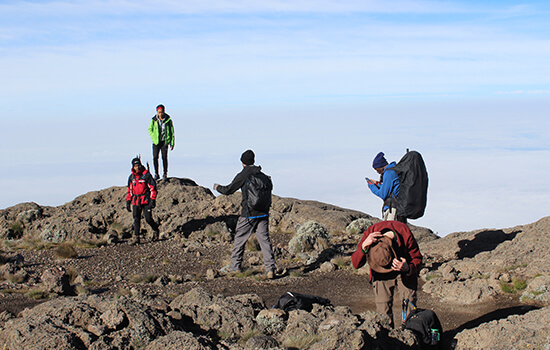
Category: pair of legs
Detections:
[
  {"x1": 152, "y1": 142, "x2": 168, "y2": 178},
  {"x1": 230, "y1": 217, "x2": 275, "y2": 273},
  {"x1": 373, "y1": 275, "x2": 417, "y2": 328},
  {"x1": 132, "y1": 205, "x2": 159, "y2": 238},
  {"x1": 383, "y1": 207, "x2": 408, "y2": 224}
]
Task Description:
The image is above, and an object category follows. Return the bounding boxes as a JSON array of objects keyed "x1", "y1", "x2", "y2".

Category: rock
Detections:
[
  {"x1": 100, "y1": 307, "x2": 127, "y2": 329},
  {"x1": 41, "y1": 267, "x2": 71, "y2": 295},
  {"x1": 319, "y1": 261, "x2": 336, "y2": 273},
  {"x1": 154, "y1": 276, "x2": 170, "y2": 286},
  {"x1": 206, "y1": 268, "x2": 216, "y2": 280},
  {"x1": 455, "y1": 306, "x2": 550, "y2": 350},
  {"x1": 245, "y1": 335, "x2": 279, "y2": 349},
  {"x1": 145, "y1": 331, "x2": 213, "y2": 350},
  {"x1": 346, "y1": 218, "x2": 375, "y2": 235}
]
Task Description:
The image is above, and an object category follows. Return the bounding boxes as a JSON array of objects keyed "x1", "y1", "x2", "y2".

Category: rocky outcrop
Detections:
[
  {"x1": 454, "y1": 306, "x2": 550, "y2": 350},
  {"x1": 0, "y1": 287, "x2": 421, "y2": 350},
  {"x1": 419, "y1": 216, "x2": 550, "y2": 304},
  {"x1": 0, "y1": 178, "x2": 385, "y2": 243}
]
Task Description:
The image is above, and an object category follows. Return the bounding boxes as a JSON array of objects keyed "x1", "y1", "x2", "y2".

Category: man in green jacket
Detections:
[{"x1": 148, "y1": 104, "x2": 175, "y2": 180}]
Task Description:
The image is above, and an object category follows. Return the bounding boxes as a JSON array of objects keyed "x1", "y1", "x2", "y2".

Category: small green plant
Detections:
[
  {"x1": 246, "y1": 236, "x2": 260, "y2": 252},
  {"x1": 239, "y1": 329, "x2": 263, "y2": 345},
  {"x1": 27, "y1": 289, "x2": 49, "y2": 300},
  {"x1": 5, "y1": 272, "x2": 26, "y2": 284},
  {"x1": 9, "y1": 222, "x2": 24, "y2": 238},
  {"x1": 75, "y1": 239, "x2": 107, "y2": 249},
  {"x1": 129, "y1": 274, "x2": 157, "y2": 284},
  {"x1": 425, "y1": 273, "x2": 442, "y2": 281},
  {"x1": 289, "y1": 270, "x2": 303, "y2": 278},
  {"x1": 500, "y1": 278, "x2": 528, "y2": 294},
  {"x1": 75, "y1": 285, "x2": 90, "y2": 296},
  {"x1": 513, "y1": 278, "x2": 528, "y2": 291},
  {"x1": 283, "y1": 334, "x2": 322, "y2": 349},
  {"x1": 217, "y1": 329, "x2": 235, "y2": 341},
  {"x1": 54, "y1": 243, "x2": 78, "y2": 260},
  {"x1": 332, "y1": 255, "x2": 351, "y2": 269},
  {"x1": 232, "y1": 269, "x2": 258, "y2": 278}
]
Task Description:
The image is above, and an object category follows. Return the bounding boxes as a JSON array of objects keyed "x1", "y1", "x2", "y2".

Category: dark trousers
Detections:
[
  {"x1": 132, "y1": 205, "x2": 158, "y2": 236},
  {"x1": 152, "y1": 142, "x2": 168, "y2": 176}
]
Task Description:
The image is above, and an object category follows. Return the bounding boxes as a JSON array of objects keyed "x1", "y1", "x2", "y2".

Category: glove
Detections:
[
  {"x1": 126, "y1": 201, "x2": 131, "y2": 212},
  {"x1": 149, "y1": 200, "x2": 156, "y2": 209}
]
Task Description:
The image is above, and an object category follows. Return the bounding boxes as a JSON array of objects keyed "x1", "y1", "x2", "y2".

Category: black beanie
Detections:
[
  {"x1": 131, "y1": 157, "x2": 141, "y2": 166},
  {"x1": 240, "y1": 150, "x2": 255, "y2": 165}
]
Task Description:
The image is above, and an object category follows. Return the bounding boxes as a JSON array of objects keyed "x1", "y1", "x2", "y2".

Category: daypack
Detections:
[
  {"x1": 404, "y1": 306, "x2": 443, "y2": 349},
  {"x1": 272, "y1": 292, "x2": 331, "y2": 312},
  {"x1": 387, "y1": 150, "x2": 428, "y2": 219},
  {"x1": 245, "y1": 171, "x2": 273, "y2": 217}
]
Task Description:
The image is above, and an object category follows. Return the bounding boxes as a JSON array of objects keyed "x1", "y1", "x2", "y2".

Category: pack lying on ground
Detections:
[
  {"x1": 402, "y1": 301, "x2": 443, "y2": 349},
  {"x1": 272, "y1": 292, "x2": 331, "y2": 312},
  {"x1": 245, "y1": 171, "x2": 273, "y2": 218},
  {"x1": 387, "y1": 150, "x2": 429, "y2": 219}
]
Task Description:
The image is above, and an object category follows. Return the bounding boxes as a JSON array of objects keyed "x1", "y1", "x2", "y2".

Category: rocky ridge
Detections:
[{"x1": 0, "y1": 177, "x2": 549, "y2": 349}]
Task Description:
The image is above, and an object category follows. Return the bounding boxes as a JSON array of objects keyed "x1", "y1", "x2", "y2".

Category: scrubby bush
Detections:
[
  {"x1": 345, "y1": 218, "x2": 374, "y2": 235},
  {"x1": 288, "y1": 221, "x2": 330, "y2": 254}
]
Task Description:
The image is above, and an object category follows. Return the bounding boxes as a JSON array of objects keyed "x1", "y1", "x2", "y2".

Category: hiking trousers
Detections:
[
  {"x1": 230, "y1": 216, "x2": 275, "y2": 272},
  {"x1": 383, "y1": 207, "x2": 407, "y2": 224},
  {"x1": 373, "y1": 274, "x2": 416, "y2": 328},
  {"x1": 132, "y1": 205, "x2": 158, "y2": 236},
  {"x1": 152, "y1": 142, "x2": 168, "y2": 176}
]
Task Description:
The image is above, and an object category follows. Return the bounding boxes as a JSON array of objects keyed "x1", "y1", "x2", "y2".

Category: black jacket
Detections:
[{"x1": 216, "y1": 165, "x2": 268, "y2": 218}]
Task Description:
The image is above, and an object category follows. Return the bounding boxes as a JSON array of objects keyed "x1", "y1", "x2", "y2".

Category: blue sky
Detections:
[{"x1": 1, "y1": 0, "x2": 549, "y2": 236}]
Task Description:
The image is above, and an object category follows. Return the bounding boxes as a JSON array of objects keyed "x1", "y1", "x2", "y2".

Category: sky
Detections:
[{"x1": 1, "y1": 0, "x2": 549, "y2": 236}]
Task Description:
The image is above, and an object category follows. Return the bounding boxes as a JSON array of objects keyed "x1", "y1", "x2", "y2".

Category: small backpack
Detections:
[
  {"x1": 404, "y1": 306, "x2": 443, "y2": 349},
  {"x1": 388, "y1": 150, "x2": 428, "y2": 219},
  {"x1": 272, "y1": 292, "x2": 331, "y2": 312},
  {"x1": 245, "y1": 171, "x2": 273, "y2": 218}
]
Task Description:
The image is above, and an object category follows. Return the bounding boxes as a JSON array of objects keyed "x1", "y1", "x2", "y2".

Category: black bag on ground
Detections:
[
  {"x1": 272, "y1": 292, "x2": 331, "y2": 312},
  {"x1": 390, "y1": 150, "x2": 428, "y2": 219},
  {"x1": 245, "y1": 171, "x2": 273, "y2": 216},
  {"x1": 404, "y1": 308, "x2": 443, "y2": 349}
]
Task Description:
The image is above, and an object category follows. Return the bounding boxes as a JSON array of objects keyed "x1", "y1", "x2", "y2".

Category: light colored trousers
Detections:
[
  {"x1": 230, "y1": 216, "x2": 275, "y2": 272},
  {"x1": 373, "y1": 274, "x2": 417, "y2": 328}
]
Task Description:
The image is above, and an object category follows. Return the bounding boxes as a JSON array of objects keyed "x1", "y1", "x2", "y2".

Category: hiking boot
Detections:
[
  {"x1": 163, "y1": 173, "x2": 168, "y2": 180},
  {"x1": 154, "y1": 174, "x2": 160, "y2": 180},
  {"x1": 130, "y1": 235, "x2": 141, "y2": 245},
  {"x1": 266, "y1": 270, "x2": 275, "y2": 280}
]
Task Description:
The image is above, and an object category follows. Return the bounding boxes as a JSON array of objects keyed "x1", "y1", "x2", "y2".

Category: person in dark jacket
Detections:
[
  {"x1": 126, "y1": 157, "x2": 159, "y2": 244},
  {"x1": 366, "y1": 151, "x2": 406, "y2": 223},
  {"x1": 213, "y1": 150, "x2": 276, "y2": 279},
  {"x1": 148, "y1": 104, "x2": 175, "y2": 180},
  {"x1": 352, "y1": 221, "x2": 422, "y2": 328}
]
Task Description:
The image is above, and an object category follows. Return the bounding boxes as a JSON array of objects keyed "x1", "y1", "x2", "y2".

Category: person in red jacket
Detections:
[
  {"x1": 352, "y1": 220, "x2": 422, "y2": 328},
  {"x1": 126, "y1": 157, "x2": 159, "y2": 244}
]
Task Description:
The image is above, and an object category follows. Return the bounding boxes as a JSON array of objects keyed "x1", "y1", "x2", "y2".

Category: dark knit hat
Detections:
[
  {"x1": 366, "y1": 235, "x2": 396, "y2": 274},
  {"x1": 372, "y1": 152, "x2": 388, "y2": 169},
  {"x1": 240, "y1": 150, "x2": 255, "y2": 165},
  {"x1": 131, "y1": 157, "x2": 142, "y2": 167}
]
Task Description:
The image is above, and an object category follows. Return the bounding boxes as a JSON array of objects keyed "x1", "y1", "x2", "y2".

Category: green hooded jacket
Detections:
[{"x1": 148, "y1": 114, "x2": 175, "y2": 147}]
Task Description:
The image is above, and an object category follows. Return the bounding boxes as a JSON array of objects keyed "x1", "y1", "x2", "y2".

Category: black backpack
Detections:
[
  {"x1": 404, "y1": 307, "x2": 443, "y2": 349},
  {"x1": 245, "y1": 171, "x2": 273, "y2": 217},
  {"x1": 272, "y1": 292, "x2": 331, "y2": 312},
  {"x1": 388, "y1": 150, "x2": 428, "y2": 219}
]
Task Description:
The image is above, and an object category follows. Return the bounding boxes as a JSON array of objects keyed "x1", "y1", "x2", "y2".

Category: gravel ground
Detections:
[{"x1": 0, "y1": 233, "x2": 523, "y2": 337}]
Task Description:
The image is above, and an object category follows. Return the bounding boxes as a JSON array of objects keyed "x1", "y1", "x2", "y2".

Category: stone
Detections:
[{"x1": 41, "y1": 267, "x2": 71, "y2": 295}]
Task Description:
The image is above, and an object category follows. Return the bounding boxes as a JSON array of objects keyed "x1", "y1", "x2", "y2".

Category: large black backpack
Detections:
[
  {"x1": 389, "y1": 150, "x2": 428, "y2": 219},
  {"x1": 245, "y1": 171, "x2": 273, "y2": 217},
  {"x1": 404, "y1": 307, "x2": 443, "y2": 349}
]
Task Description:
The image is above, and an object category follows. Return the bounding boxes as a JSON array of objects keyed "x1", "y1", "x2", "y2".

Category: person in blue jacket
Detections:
[{"x1": 366, "y1": 152, "x2": 406, "y2": 223}]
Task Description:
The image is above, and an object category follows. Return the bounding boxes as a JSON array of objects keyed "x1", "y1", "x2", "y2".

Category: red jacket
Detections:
[
  {"x1": 351, "y1": 221, "x2": 422, "y2": 289},
  {"x1": 126, "y1": 168, "x2": 157, "y2": 206}
]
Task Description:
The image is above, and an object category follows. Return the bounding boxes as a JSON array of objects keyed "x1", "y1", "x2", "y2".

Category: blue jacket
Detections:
[{"x1": 368, "y1": 162, "x2": 400, "y2": 210}]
